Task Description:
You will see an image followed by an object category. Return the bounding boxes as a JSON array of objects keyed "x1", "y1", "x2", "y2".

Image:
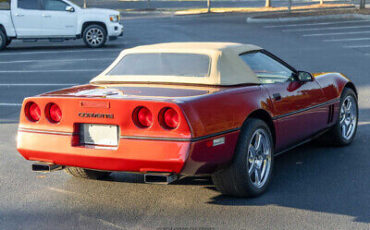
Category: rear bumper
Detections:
[{"x1": 17, "y1": 128, "x2": 240, "y2": 175}]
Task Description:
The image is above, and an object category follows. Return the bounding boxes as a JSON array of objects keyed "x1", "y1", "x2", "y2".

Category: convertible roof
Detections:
[{"x1": 90, "y1": 42, "x2": 262, "y2": 85}]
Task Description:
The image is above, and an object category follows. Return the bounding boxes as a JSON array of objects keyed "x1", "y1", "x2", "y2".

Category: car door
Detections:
[
  {"x1": 40, "y1": 0, "x2": 77, "y2": 36},
  {"x1": 240, "y1": 51, "x2": 328, "y2": 151},
  {"x1": 12, "y1": 0, "x2": 43, "y2": 37}
]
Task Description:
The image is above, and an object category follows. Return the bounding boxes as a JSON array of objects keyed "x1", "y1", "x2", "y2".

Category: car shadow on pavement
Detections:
[{"x1": 207, "y1": 123, "x2": 370, "y2": 224}]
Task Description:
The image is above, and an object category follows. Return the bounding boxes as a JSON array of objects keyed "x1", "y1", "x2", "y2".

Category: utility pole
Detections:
[
  {"x1": 83, "y1": 0, "x2": 87, "y2": 8},
  {"x1": 360, "y1": 0, "x2": 366, "y2": 9},
  {"x1": 207, "y1": 0, "x2": 211, "y2": 13},
  {"x1": 288, "y1": 0, "x2": 292, "y2": 12},
  {"x1": 265, "y1": 0, "x2": 271, "y2": 7}
]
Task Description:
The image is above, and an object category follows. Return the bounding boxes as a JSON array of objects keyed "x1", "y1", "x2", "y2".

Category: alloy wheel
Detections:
[
  {"x1": 86, "y1": 28, "x2": 104, "y2": 46},
  {"x1": 339, "y1": 95, "x2": 357, "y2": 140},
  {"x1": 247, "y1": 128, "x2": 272, "y2": 189}
]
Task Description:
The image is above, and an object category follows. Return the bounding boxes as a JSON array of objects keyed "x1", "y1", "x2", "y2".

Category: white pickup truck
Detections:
[{"x1": 0, "y1": 0, "x2": 123, "y2": 49}]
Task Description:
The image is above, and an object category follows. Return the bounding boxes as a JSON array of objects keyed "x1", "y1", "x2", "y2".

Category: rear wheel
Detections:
[
  {"x1": 0, "y1": 30, "x2": 6, "y2": 50},
  {"x1": 83, "y1": 24, "x2": 107, "y2": 48},
  {"x1": 326, "y1": 88, "x2": 358, "y2": 146},
  {"x1": 212, "y1": 118, "x2": 274, "y2": 197},
  {"x1": 65, "y1": 167, "x2": 111, "y2": 180}
]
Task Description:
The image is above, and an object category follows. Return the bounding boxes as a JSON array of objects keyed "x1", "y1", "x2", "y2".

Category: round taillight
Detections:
[
  {"x1": 25, "y1": 102, "x2": 41, "y2": 122},
  {"x1": 162, "y1": 108, "x2": 179, "y2": 129},
  {"x1": 134, "y1": 106, "x2": 153, "y2": 128},
  {"x1": 46, "y1": 103, "x2": 62, "y2": 123}
]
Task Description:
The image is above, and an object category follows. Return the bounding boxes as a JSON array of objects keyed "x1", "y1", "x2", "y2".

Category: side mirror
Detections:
[
  {"x1": 66, "y1": 6, "x2": 75, "y2": 12},
  {"x1": 297, "y1": 71, "x2": 313, "y2": 82}
]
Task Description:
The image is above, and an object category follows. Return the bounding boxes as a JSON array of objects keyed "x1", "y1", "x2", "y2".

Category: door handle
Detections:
[
  {"x1": 15, "y1": 13, "x2": 25, "y2": 17},
  {"x1": 273, "y1": 93, "x2": 282, "y2": 101},
  {"x1": 42, "y1": 15, "x2": 52, "y2": 18}
]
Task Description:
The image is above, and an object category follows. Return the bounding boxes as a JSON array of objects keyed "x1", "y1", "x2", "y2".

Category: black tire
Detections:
[
  {"x1": 0, "y1": 30, "x2": 6, "y2": 50},
  {"x1": 325, "y1": 88, "x2": 358, "y2": 146},
  {"x1": 65, "y1": 167, "x2": 111, "y2": 180},
  {"x1": 82, "y1": 24, "x2": 107, "y2": 48},
  {"x1": 212, "y1": 118, "x2": 274, "y2": 197}
]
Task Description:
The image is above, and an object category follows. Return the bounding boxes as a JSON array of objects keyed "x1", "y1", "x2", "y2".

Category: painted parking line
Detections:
[
  {"x1": 0, "y1": 48, "x2": 122, "y2": 56},
  {"x1": 264, "y1": 19, "x2": 370, "y2": 28},
  {"x1": 283, "y1": 25, "x2": 370, "y2": 32},
  {"x1": 0, "y1": 58, "x2": 114, "y2": 64},
  {"x1": 0, "y1": 83, "x2": 77, "y2": 86},
  {"x1": 324, "y1": 37, "x2": 370, "y2": 42},
  {"x1": 0, "y1": 103, "x2": 22, "y2": 106},
  {"x1": 343, "y1": 45, "x2": 370, "y2": 48},
  {"x1": 303, "y1": 31, "x2": 370, "y2": 37},
  {"x1": 0, "y1": 69, "x2": 101, "y2": 73}
]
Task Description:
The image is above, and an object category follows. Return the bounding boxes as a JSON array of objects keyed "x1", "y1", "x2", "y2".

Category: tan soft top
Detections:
[{"x1": 90, "y1": 42, "x2": 262, "y2": 86}]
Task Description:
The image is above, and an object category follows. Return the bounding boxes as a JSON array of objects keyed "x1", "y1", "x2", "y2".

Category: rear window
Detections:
[
  {"x1": 0, "y1": 0, "x2": 10, "y2": 10},
  {"x1": 107, "y1": 53, "x2": 211, "y2": 77},
  {"x1": 18, "y1": 0, "x2": 42, "y2": 10}
]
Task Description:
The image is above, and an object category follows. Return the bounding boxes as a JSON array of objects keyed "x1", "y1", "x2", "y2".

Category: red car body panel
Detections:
[{"x1": 17, "y1": 72, "x2": 355, "y2": 175}]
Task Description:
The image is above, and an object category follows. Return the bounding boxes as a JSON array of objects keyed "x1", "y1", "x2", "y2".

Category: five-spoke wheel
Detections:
[
  {"x1": 247, "y1": 128, "x2": 272, "y2": 189},
  {"x1": 326, "y1": 87, "x2": 358, "y2": 146}
]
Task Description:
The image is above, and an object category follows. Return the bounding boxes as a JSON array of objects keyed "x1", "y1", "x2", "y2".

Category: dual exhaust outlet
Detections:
[{"x1": 32, "y1": 163, "x2": 178, "y2": 184}]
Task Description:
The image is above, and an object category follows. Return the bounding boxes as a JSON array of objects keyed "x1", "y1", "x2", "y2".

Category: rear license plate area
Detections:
[{"x1": 76, "y1": 124, "x2": 119, "y2": 148}]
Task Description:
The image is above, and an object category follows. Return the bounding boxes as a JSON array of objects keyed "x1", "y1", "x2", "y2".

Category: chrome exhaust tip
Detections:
[
  {"x1": 32, "y1": 163, "x2": 63, "y2": 172},
  {"x1": 144, "y1": 173, "x2": 178, "y2": 184}
]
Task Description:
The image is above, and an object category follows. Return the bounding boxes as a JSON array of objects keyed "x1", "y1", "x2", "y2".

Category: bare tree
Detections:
[{"x1": 265, "y1": 0, "x2": 271, "y2": 7}]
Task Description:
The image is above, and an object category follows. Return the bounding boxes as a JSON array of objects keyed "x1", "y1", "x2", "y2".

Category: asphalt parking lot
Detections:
[{"x1": 0, "y1": 13, "x2": 369, "y2": 230}]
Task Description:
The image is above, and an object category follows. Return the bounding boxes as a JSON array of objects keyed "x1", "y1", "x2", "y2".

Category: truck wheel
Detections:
[
  {"x1": 83, "y1": 24, "x2": 107, "y2": 48},
  {"x1": 0, "y1": 30, "x2": 6, "y2": 50},
  {"x1": 325, "y1": 88, "x2": 358, "y2": 146},
  {"x1": 212, "y1": 118, "x2": 274, "y2": 197},
  {"x1": 65, "y1": 167, "x2": 111, "y2": 180}
]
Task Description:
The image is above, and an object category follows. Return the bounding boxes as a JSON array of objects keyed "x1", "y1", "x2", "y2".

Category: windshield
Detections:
[{"x1": 107, "y1": 53, "x2": 211, "y2": 77}]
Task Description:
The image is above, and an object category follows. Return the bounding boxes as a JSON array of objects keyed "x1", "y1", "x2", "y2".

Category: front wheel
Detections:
[
  {"x1": 83, "y1": 25, "x2": 107, "y2": 48},
  {"x1": 327, "y1": 88, "x2": 358, "y2": 146},
  {"x1": 212, "y1": 118, "x2": 274, "y2": 197},
  {"x1": 65, "y1": 167, "x2": 111, "y2": 180}
]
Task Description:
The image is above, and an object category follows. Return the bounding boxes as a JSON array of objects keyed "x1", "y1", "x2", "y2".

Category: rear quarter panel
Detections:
[
  {"x1": 180, "y1": 85, "x2": 273, "y2": 138},
  {"x1": 0, "y1": 11, "x2": 16, "y2": 37}
]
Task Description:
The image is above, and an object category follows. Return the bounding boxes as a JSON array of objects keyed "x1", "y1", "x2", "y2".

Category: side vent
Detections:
[{"x1": 328, "y1": 104, "x2": 335, "y2": 124}]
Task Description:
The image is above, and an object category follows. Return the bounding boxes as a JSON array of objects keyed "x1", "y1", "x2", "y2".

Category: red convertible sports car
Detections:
[{"x1": 17, "y1": 42, "x2": 358, "y2": 197}]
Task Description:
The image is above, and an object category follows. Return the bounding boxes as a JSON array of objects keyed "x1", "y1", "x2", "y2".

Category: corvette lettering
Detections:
[{"x1": 78, "y1": 113, "x2": 114, "y2": 119}]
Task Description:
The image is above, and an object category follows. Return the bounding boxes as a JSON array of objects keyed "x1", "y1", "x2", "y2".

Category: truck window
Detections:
[
  {"x1": 0, "y1": 0, "x2": 10, "y2": 10},
  {"x1": 43, "y1": 0, "x2": 68, "y2": 11},
  {"x1": 18, "y1": 0, "x2": 42, "y2": 10}
]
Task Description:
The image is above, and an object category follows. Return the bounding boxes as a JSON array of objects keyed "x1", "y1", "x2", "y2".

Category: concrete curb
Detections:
[{"x1": 246, "y1": 13, "x2": 370, "y2": 23}]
